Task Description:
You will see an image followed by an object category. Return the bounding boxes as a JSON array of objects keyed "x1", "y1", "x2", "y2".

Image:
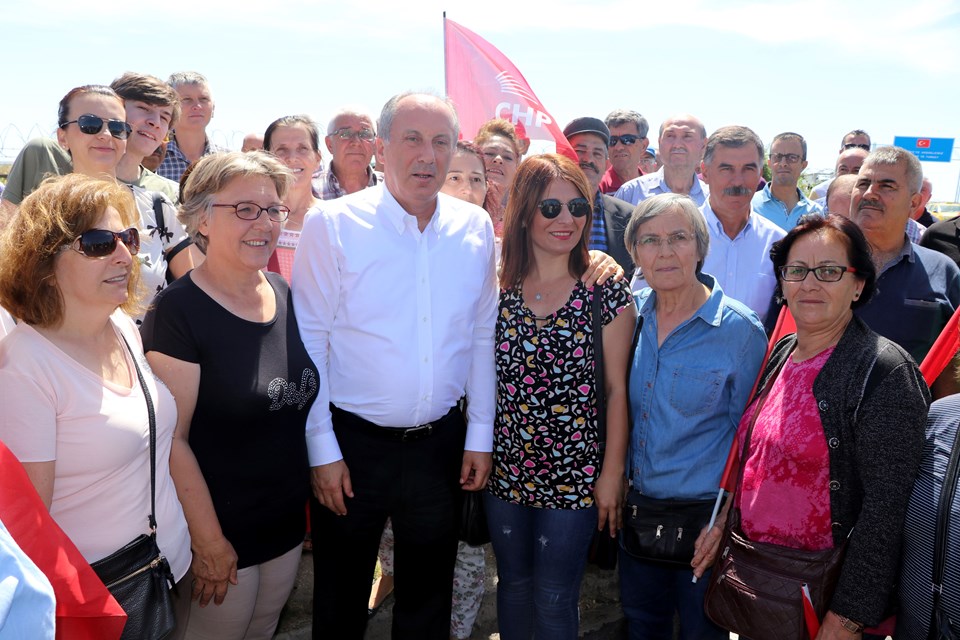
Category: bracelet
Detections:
[{"x1": 835, "y1": 613, "x2": 864, "y2": 634}]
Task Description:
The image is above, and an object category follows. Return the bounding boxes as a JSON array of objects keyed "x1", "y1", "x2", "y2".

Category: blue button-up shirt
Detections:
[
  {"x1": 751, "y1": 184, "x2": 823, "y2": 231},
  {"x1": 614, "y1": 167, "x2": 709, "y2": 207},
  {"x1": 629, "y1": 274, "x2": 767, "y2": 500},
  {"x1": 700, "y1": 200, "x2": 786, "y2": 324}
]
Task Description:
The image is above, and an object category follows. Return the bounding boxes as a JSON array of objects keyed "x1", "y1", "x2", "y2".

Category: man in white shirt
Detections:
[
  {"x1": 292, "y1": 92, "x2": 497, "y2": 640},
  {"x1": 699, "y1": 126, "x2": 786, "y2": 325}
]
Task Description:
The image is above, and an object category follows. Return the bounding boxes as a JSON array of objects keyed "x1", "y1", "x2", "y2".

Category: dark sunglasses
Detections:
[
  {"x1": 59, "y1": 114, "x2": 133, "y2": 140},
  {"x1": 843, "y1": 143, "x2": 870, "y2": 151},
  {"x1": 609, "y1": 134, "x2": 640, "y2": 146},
  {"x1": 63, "y1": 228, "x2": 140, "y2": 258},
  {"x1": 538, "y1": 198, "x2": 591, "y2": 219}
]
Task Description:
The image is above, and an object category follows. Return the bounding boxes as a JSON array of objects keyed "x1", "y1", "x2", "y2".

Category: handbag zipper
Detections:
[{"x1": 104, "y1": 555, "x2": 165, "y2": 589}]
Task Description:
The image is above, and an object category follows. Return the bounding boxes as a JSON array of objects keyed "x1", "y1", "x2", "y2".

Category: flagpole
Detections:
[{"x1": 442, "y1": 12, "x2": 448, "y2": 98}]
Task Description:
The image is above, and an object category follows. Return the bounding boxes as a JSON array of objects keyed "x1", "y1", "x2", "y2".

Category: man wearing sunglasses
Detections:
[
  {"x1": 562, "y1": 116, "x2": 636, "y2": 278},
  {"x1": 751, "y1": 132, "x2": 823, "y2": 231},
  {"x1": 314, "y1": 107, "x2": 383, "y2": 200},
  {"x1": 598, "y1": 109, "x2": 649, "y2": 195}
]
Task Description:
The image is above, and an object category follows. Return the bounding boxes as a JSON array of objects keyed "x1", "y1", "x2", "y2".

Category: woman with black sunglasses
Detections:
[
  {"x1": 0, "y1": 173, "x2": 193, "y2": 637},
  {"x1": 53, "y1": 85, "x2": 195, "y2": 315},
  {"x1": 485, "y1": 153, "x2": 636, "y2": 639}
]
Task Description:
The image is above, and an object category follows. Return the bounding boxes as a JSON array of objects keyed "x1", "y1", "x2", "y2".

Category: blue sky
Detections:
[{"x1": 3, "y1": 0, "x2": 959, "y2": 199}]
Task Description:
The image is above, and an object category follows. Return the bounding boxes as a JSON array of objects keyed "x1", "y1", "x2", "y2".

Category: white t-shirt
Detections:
[{"x1": 0, "y1": 311, "x2": 191, "y2": 580}]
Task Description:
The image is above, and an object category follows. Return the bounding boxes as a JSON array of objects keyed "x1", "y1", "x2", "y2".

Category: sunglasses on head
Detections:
[
  {"x1": 609, "y1": 134, "x2": 640, "y2": 146},
  {"x1": 59, "y1": 114, "x2": 133, "y2": 140},
  {"x1": 63, "y1": 228, "x2": 140, "y2": 258},
  {"x1": 537, "y1": 198, "x2": 591, "y2": 219}
]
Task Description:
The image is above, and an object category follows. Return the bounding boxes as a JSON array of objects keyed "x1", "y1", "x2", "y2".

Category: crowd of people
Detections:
[{"x1": 0, "y1": 69, "x2": 958, "y2": 640}]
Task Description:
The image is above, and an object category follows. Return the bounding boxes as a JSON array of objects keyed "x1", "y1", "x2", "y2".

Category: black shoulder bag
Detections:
[{"x1": 91, "y1": 334, "x2": 177, "y2": 639}]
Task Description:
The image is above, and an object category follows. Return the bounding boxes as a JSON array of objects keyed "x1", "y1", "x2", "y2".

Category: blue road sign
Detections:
[{"x1": 894, "y1": 136, "x2": 954, "y2": 163}]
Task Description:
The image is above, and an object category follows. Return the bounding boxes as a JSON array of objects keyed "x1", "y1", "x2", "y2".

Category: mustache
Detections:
[
  {"x1": 579, "y1": 161, "x2": 600, "y2": 174},
  {"x1": 722, "y1": 186, "x2": 753, "y2": 197},
  {"x1": 858, "y1": 199, "x2": 883, "y2": 212}
]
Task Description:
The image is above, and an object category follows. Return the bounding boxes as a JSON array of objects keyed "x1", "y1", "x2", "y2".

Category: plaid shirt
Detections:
[
  {"x1": 156, "y1": 134, "x2": 227, "y2": 182},
  {"x1": 312, "y1": 163, "x2": 382, "y2": 201},
  {"x1": 589, "y1": 190, "x2": 608, "y2": 252}
]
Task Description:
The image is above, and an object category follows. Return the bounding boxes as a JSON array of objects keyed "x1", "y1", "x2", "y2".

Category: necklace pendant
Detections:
[{"x1": 535, "y1": 293, "x2": 542, "y2": 301}]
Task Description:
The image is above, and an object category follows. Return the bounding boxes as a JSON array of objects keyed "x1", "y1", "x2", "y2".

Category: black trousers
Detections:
[{"x1": 311, "y1": 406, "x2": 466, "y2": 640}]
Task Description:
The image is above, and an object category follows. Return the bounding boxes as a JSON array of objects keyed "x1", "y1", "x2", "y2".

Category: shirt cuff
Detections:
[
  {"x1": 306, "y1": 429, "x2": 343, "y2": 467},
  {"x1": 464, "y1": 420, "x2": 493, "y2": 453}
]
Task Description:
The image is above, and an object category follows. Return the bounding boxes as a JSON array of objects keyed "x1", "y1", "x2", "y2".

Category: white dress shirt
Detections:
[
  {"x1": 700, "y1": 200, "x2": 786, "y2": 324},
  {"x1": 292, "y1": 185, "x2": 498, "y2": 466}
]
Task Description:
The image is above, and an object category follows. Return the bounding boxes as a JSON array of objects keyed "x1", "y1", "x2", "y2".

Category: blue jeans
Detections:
[
  {"x1": 484, "y1": 492, "x2": 596, "y2": 640},
  {"x1": 618, "y1": 549, "x2": 728, "y2": 640}
]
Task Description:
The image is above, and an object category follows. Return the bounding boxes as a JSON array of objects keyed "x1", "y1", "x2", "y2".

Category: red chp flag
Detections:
[{"x1": 444, "y1": 18, "x2": 577, "y2": 162}]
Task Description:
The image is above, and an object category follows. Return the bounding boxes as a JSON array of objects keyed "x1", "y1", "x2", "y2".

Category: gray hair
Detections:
[
  {"x1": 378, "y1": 92, "x2": 459, "y2": 143},
  {"x1": 167, "y1": 71, "x2": 210, "y2": 91},
  {"x1": 178, "y1": 151, "x2": 292, "y2": 253},
  {"x1": 703, "y1": 126, "x2": 764, "y2": 167},
  {"x1": 865, "y1": 146, "x2": 923, "y2": 193},
  {"x1": 605, "y1": 109, "x2": 649, "y2": 139},
  {"x1": 327, "y1": 106, "x2": 377, "y2": 136},
  {"x1": 625, "y1": 193, "x2": 710, "y2": 272}
]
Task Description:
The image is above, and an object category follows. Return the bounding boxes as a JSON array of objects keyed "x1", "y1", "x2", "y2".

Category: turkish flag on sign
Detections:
[
  {"x1": 917, "y1": 139, "x2": 932, "y2": 148},
  {"x1": 444, "y1": 18, "x2": 577, "y2": 162}
]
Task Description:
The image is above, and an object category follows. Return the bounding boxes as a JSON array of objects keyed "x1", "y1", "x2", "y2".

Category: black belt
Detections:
[{"x1": 331, "y1": 404, "x2": 461, "y2": 442}]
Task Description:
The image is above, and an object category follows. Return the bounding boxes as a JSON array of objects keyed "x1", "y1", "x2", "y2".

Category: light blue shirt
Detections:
[
  {"x1": 700, "y1": 200, "x2": 786, "y2": 324},
  {"x1": 628, "y1": 274, "x2": 767, "y2": 500},
  {"x1": 0, "y1": 518, "x2": 55, "y2": 639},
  {"x1": 751, "y1": 184, "x2": 823, "y2": 231},
  {"x1": 614, "y1": 167, "x2": 709, "y2": 207}
]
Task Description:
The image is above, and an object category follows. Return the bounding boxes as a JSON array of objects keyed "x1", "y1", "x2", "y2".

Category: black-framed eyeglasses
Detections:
[
  {"x1": 59, "y1": 114, "x2": 132, "y2": 140},
  {"x1": 843, "y1": 143, "x2": 870, "y2": 151},
  {"x1": 62, "y1": 228, "x2": 140, "y2": 258},
  {"x1": 779, "y1": 264, "x2": 857, "y2": 282},
  {"x1": 609, "y1": 134, "x2": 640, "y2": 147},
  {"x1": 770, "y1": 153, "x2": 802, "y2": 164},
  {"x1": 332, "y1": 128, "x2": 375, "y2": 142},
  {"x1": 211, "y1": 202, "x2": 290, "y2": 222},
  {"x1": 538, "y1": 198, "x2": 591, "y2": 219}
]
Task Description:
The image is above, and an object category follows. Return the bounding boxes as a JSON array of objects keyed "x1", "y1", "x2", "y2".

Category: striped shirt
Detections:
[{"x1": 897, "y1": 394, "x2": 960, "y2": 639}]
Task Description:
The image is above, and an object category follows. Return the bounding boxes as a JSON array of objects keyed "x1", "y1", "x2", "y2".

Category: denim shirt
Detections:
[{"x1": 628, "y1": 273, "x2": 767, "y2": 500}]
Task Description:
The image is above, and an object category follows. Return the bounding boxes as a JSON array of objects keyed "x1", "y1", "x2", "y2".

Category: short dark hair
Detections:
[
  {"x1": 110, "y1": 72, "x2": 182, "y2": 128},
  {"x1": 772, "y1": 132, "x2": 807, "y2": 160},
  {"x1": 769, "y1": 213, "x2": 876, "y2": 309}
]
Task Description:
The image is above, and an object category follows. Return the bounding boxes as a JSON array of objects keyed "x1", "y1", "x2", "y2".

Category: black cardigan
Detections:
[{"x1": 752, "y1": 316, "x2": 930, "y2": 624}]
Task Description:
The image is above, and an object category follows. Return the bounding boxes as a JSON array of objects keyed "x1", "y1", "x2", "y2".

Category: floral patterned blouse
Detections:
[{"x1": 489, "y1": 278, "x2": 633, "y2": 509}]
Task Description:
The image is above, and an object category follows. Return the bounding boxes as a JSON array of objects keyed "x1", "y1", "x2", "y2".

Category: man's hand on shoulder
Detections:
[
  {"x1": 460, "y1": 451, "x2": 492, "y2": 491},
  {"x1": 312, "y1": 460, "x2": 353, "y2": 515}
]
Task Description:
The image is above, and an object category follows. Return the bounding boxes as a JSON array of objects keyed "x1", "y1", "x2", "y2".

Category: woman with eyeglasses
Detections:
[
  {"x1": 485, "y1": 154, "x2": 636, "y2": 639},
  {"x1": 140, "y1": 151, "x2": 318, "y2": 639},
  {"x1": 262, "y1": 115, "x2": 323, "y2": 282},
  {"x1": 50, "y1": 85, "x2": 196, "y2": 314},
  {"x1": 617, "y1": 193, "x2": 767, "y2": 639},
  {"x1": 696, "y1": 214, "x2": 930, "y2": 638},
  {"x1": 0, "y1": 174, "x2": 193, "y2": 636}
]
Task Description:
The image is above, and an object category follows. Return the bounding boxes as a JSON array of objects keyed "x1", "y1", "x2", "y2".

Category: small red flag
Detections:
[
  {"x1": 444, "y1": 18, "x2": 577, "y2": 162},
  {"x1": 917, "y1": 139, "x2": 932, "y2": 148}
]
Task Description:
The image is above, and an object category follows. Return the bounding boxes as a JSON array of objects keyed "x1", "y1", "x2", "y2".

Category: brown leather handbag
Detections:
[{"x1": 703, "y1": 371, "x2": 848, "y2": 640}]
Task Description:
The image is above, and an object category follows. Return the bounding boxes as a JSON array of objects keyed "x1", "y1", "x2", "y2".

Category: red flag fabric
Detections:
[
  {"x1": 0, "y1": 440, "x2": 127, "y2": 639},
  {"x1": 444, "y1": 18, "x2": 577, "y2": 162},
  {"x1": 920, "y1": 305, "x2": 960, "y2": 386},
  {"x1": 801, "y1": 583, "x2": 820, "y2": 639}
]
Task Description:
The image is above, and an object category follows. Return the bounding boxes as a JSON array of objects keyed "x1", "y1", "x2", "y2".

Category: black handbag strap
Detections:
[
  {"x1": 932, "y1": 422, "x2": 960, "y2": 615},
  {"x1": 120, "y1": 333, "x2": 158, "y2": 532}
]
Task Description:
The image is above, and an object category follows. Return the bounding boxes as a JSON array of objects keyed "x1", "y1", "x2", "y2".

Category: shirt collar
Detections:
[
  {"x1": 380, "y1": 184, "x2": 442, "y2": 235},
  {"x1": 760, "y1": 183, "x2": 809, "y2": 205},
  {"x1": 701, "y1": 200, "x2": 754, "y2": 238},
  {"x1": 637, "y1": 272, "x2": 725, "y2": 328}
]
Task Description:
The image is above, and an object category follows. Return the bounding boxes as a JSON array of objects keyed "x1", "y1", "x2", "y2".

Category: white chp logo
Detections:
[{"x1": 494, "y1": 71, "x2": 553, "y2": 128}]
